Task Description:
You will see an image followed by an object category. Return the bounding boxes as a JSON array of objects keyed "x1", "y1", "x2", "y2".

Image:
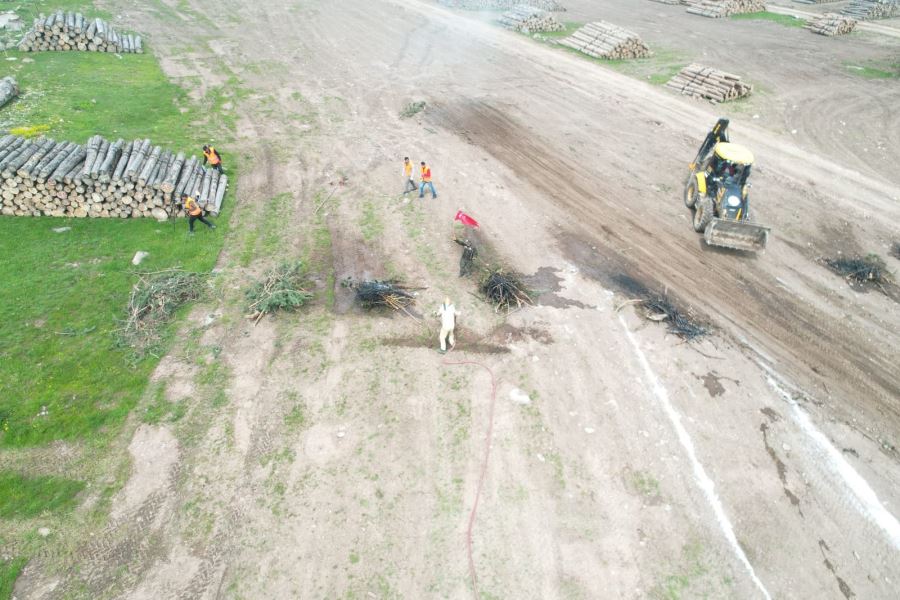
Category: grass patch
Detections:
[
  {"x1": 359, "y1": 199, "x2": 384, "y2": 242},
  {"x1": 2, "y1": 52, "x2": 198, "y2": 151},
  {"x1": 0, "y1": 218, "x2": 223, "y2": 447},
  {"x1": 0, "y1": 472, "x2": 84, "y2": 519},
  {"x1": 731, "y1": 11, "x2": 806, "y2": 28},
  {"x1": 844, "y1": 61, "x2": 900, "y2": 79},
  {"x1": 0, "y1": 558, "x2": 28, "y2": 600},
  {"x1": 142, "y1": 384, "x2": 188, "y2": 425},
  {"x1": 536, "y1": 21, "x2": 582, "y2": 39}
]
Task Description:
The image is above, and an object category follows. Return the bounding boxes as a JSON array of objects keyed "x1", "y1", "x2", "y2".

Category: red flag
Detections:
[{"x1": 454, "y1": 210, "x2": 479, "y2": 228}]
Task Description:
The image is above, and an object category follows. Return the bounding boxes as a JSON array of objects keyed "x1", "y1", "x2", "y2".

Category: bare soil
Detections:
[{"x1": 14, "y1": 1, "x2": 900, "y2": 599}]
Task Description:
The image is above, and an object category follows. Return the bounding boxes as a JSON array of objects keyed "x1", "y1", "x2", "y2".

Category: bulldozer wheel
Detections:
[
  {"x1": 684, "y1": 177, "x2": 699, "y2": 208},
  {"x1": 693, "y1": 198, "x2": 714, "y2": 233}
]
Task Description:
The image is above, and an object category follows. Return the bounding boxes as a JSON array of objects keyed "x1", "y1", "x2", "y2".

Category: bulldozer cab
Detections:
[{"x1": 710, "y1": 143, "x2": 754, "y2": 186}]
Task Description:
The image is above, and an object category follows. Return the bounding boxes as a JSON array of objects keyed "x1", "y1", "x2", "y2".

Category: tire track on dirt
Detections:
[{"x1": 426, "y1": 99, "x2": 900, "y2": 440}]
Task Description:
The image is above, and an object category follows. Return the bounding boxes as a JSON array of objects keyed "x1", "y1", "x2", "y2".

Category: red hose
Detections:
[{"x1": 443, "y1": 356, "x2": 498, "y2": 599}]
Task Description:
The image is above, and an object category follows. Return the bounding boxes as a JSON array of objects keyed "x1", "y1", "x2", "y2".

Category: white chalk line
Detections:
[
  {"x1": 763, "y1": 372, "x2": 900, "y2": 550},
  {"x1": 618, "y1": 315, "x2": 772, "y2": 600}
]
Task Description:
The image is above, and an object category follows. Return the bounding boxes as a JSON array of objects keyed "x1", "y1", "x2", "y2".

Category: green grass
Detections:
[
  {"x1": 730, "y1": 11, "x2": 806, "y2": 28},
  {"x1": 0, "y1": 218, "x2": 224, "y2": 446},
  {"x1": 2, "y1": 52, "x2": 198, "y2": 151},
  {"x1": 844, "y1": 61, "x2": 900, "y2": 79},
  {"x1": 359, "y1": 199, "x2": 384, "y2": 242},
  {"x1": 0, "y1": 558, "x2": 27, "y2": 600},
  {"x1": 0, "y1": 472, "x2": 84, "y2": 519},
  {"x1": 537, "y1": 21, "x2": 582, "y2": 39},
  {"x1": 141, "y1": 383, "x2": 188, "y2": 425}
]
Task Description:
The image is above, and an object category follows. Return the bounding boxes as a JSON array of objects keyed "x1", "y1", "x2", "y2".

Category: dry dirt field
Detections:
[{"x1": 13, "y1": 0, "x2": 900, "y2": 598}]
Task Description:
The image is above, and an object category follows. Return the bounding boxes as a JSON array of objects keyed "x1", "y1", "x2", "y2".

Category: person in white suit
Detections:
[{"x1": 437, "y1": 297, "x2": 460, "y2": 354}]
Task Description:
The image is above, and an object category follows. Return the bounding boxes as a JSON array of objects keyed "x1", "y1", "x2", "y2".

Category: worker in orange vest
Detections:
[
  {"x1": 202, "y1": 145, "x2": 223, "y2": 173},
  {"x1": 182, "y1": 193, "x2": 216, "y2": 234},
  {"x1": 402, "y1": 157, "x2": 416, "y2": 194},
  {"x1": 419, "y1": 161, "x2": 437, "y2": 199}
]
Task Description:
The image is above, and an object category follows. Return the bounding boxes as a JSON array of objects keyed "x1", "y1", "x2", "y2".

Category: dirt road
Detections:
[{"x1": 16, "y1": 0, "x2": 900, "y2": 598}]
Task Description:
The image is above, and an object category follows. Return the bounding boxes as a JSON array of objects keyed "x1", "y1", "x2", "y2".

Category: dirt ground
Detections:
[{"x1": 13, "y1": 0, "x2": 900, "y2": 598}]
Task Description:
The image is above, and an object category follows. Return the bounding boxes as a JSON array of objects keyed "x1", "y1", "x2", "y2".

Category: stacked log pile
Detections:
[
  {"x1": 687, "y1": 0, "x2": 766, "y2": 18},
  {"x1": 0, "y1": 135, "x2": 227, "y2": 219},
  {"x1": 559, "y1": 21, "x2": 651, "y2": 59},
  {"x1": 498, "y1": 5, "x2": 564, "y2": 32},
  {"x1": 0, "y1": 76, "x2": 17, "y2": 109},
  {"x1": 18, "y1": 11, "x2": 143, "y2": 53},
  {"x1": 807, "y1": 13, "x2": 857, "y2": 35},
  {"x1": 842, "y1": 0, "x2": 900, "y2": 20},
  {"x1": 666, "y1": 64, "x2": 752, "y2": 102},
  {"x1": 438, "y1": 0, "x2": 566, "y2": 11}
]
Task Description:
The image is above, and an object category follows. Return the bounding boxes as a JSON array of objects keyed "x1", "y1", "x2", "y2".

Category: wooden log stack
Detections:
[
  {"x1": 807, "y1": 13, "x2": 857, "y2": 35},
  {"x1": 498, "y1": 5, "x2": 564, "y2": 32},
  {"x1": 559, "y1": 21, "x2": 651, "y2": 60},
  {"x1": 18, "y1": 11, "x2": 143, "y2": 53},
  {"x1": 0, "y1": 135, "x2": 227, "y2": 219},
  {"x1": 0, "y1": 76, "x2": 18, "y2": 109},
  {"x1": 687, "y1": 0, "x2": 766, "y2": 18},
  {"x1": 666, "y1": 64, "x2": 752, "y2": 103},
  {"x1": 438, "y1": 0, "x2": 566, "y2": 11},
  {"x1": 842, "y1": 0, "x2": 900, "y2": 21}
]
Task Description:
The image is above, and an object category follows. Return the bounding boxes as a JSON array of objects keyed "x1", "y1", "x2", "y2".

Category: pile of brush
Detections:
[
  {"x1": 245, "y1": 261, "x2": 313, "y2": 323},
  {"x1": 823, "y1": 254, "x2": 893, "y2": 287},
  {"x1": 480, "y1": 268, "x2": 532, "y2": 311},
  {"x1": 118, "y1": 269, "x2": 204, "y2": 353},
  {"x1": 640, "y1": 293, "x2": 708, "y2": 340},
  {"x1": 354, "y1": 280, "x2": 417, "y2": 310}
]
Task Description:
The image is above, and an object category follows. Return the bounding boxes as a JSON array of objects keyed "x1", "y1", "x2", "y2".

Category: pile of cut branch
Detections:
[
  {"x1": 480, "y1": 268, "x2": 532, "y2": 312},
  {"x1": 618, "y1": 291, "x2": 708, "y2": 341},
  {"x1": 641, "y1": 293, "x2": 708, "y2": 341},
  {"x1": 822, "y1": 254, "x2": 893, "y2": 287},
  {"x1": 245, "y1": 261, "x2": 313, "y2": 323},
  {"x1": 354, "y1": 280, "x2": 417, "y2": 310},
  {"x1": 400, "y1": 101, "x2": 426, "y2": 119},
  {"x1": 118, "y1": 269, "x2": 203, "y2": 353}
]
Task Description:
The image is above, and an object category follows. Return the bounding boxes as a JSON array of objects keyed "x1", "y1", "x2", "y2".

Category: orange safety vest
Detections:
[
  {"x1": 421, "y1": 165, "x2": 432, "y2": 182},
  {"x1": 204, "y1": 147, "x2": 221, "y2": 165},
  {"x1": 184, "y1": 197, "x2": 202, "y2": 216}
]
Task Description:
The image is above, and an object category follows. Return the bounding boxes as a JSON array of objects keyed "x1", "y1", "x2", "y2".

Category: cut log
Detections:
[{"x1": 0, "y1": 77, "x2": 19, "y2": 109}]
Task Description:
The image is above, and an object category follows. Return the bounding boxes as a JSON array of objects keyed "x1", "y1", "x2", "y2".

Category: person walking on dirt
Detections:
[
  {"x1": 437, "y1": 297, "x2": 459, "y2": 354},
  {"x1": 182, "y1": 193, "x2": 216, "y2": 234},
  {"x1": 419, "y1": 161, "x2": 437, "y2": 199},
  {"x1": 202, "y1": 145, "x2": 223, "y2": 173},
  {"x1": 403, "y1": 157, "x2": 417, "y2": 194}
]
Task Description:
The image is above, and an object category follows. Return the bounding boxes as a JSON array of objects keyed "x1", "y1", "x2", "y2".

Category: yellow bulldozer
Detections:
[{"x1": 684, "y1": 119, "x2": 770, "y2": 252}]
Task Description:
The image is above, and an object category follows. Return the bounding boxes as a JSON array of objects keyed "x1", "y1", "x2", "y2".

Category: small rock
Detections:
[
  {"x1": 202, "y1": 313, "x2": 217, "y2": 327},
  {"x1": 336, "y1": 430, "x2": 345, "y2": 439},
  {"x1": 38, "y1": 406, "x2": 49, "y2": 417},
  {"x1": 131, "y1": 251, "x2": 149, "y2": 266},
  {"x1": 536, "y1": 453, "x2": 545, "y2": 462},
  {"x1": 782, "y1": 443, "x2": 791, "y2": 452},
  {"x1": 52, "y1": 227, "x2": 71, "y2": 233},
  {"x1": 584, "y1": 427, "x2": 595, "y2": 434},
  {"x1": 22, "y1": 57, "x2": 34, "y2": 63},
  {"x1": 509, "y1": 388, "x2": 531, "y2": 405},
  {"x1": 38, "y1": 527, "x2": 51, "y2": 537}
]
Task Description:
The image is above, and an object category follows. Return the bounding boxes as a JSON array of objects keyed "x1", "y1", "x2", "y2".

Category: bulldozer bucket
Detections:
[{"x1": 703, "y1": 219, "x2": 770, "y2": 252}]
